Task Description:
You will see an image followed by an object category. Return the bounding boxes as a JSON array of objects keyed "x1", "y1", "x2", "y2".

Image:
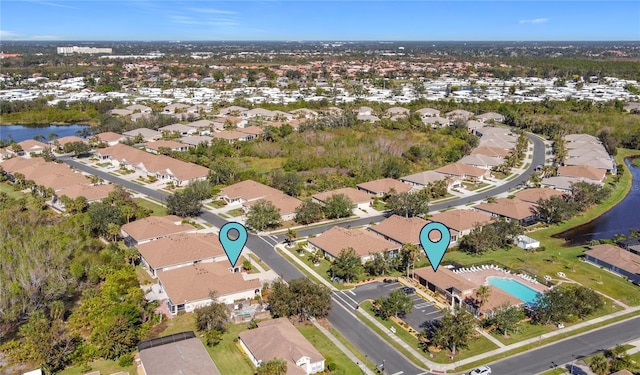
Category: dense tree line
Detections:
[
  {"x1": 459, "y1": 219, "x2": 524, "y2": 255},
  {"x1": 536, "y1": 182, "x2": 611, "y2": 224}
]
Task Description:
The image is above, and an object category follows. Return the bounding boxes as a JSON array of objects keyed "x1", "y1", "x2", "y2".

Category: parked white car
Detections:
[{"x1": 469, "y1": 366, "x2": 492, "y2": 375}]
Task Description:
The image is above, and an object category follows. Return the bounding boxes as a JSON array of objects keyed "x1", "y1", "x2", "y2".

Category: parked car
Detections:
[
  {"x1": 401, "y1": 287, "x2": 416, "y2": 295},
  {"x1": 468, "y1": 365, "x2": 491, "y2": 375},
  {"x1": 383, "y1": 278, "x2": 397, "y2": 284}
]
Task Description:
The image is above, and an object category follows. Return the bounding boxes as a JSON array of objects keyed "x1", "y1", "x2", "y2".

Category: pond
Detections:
[
  {"x1": 0, "y1": 124, "x2": 90, "y2": 143},
  {"x1": 557, "y1": 158, "x2": 640, "y2": 245}
]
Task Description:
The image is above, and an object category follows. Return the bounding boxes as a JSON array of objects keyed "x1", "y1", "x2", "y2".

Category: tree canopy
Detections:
[{"x1": 266, "y1": 278, "x2": 332, "y2": 321}]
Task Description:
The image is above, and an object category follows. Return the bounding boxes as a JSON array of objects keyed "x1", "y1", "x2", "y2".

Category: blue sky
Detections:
[{"x1": 1, "y1": 1, "x2": 639, "y2": 41}]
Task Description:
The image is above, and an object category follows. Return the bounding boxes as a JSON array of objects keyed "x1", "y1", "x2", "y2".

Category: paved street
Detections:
[{"x1": 59, "y1": 132, "x2": 549, "y2": 375}]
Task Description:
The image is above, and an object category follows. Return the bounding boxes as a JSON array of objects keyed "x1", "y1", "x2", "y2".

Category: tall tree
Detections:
[
  {"x1": 195, "y1": 292, "x2": 229, "y2": 334},
  {"x1": 322, "y1": 194, "x2": 354, "y2": 219},
  {"x1": 386, "y1": 190, "x2": 429, "y2": 218},
  {"x1": 166, "y1": 189, "x2": 203, "y2": 217},
  {"x1": 266, "y1": 278, "x2": 331, "y2": 320},
  {"x1": 475, "y1": 285, "x2": 491, "y2": 311},
  {"x1": 294, "y1": 199, "x2": 325, "y2": 224},
  {"x1": 329, "y1": 247, "x2": 362, "y2": 283},
  {"x1": 246, "y1": 199, "x2": 281, "y2": 231},
  {"x1": 485, "y1": 303, "x2": 524, "y2": 337},
  {"x1": 400, "y1": 243, "x2": 421, "y2": 278},
  {"x1": 430, "y1": 306, "x2": 476, "y2": 355},
  {"x1": 374, "y1": 289, "x2": 414, "y2": 319}
]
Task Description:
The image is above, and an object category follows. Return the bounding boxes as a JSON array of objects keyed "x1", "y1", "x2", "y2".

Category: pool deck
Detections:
[{"x1": 452, "y1": 265, "x2": 549, "y2": 293}]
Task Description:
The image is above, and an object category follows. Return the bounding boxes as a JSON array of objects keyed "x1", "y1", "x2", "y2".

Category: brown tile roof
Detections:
[
  {"x1": 96, "y1": 131, "x2": 125, "y2": 142},
  {"x1": 157, "y1": 262, "x2": 261, "y2": 304},
  {"x1": 368, "y1": 215, "x2": 428, "y2": 245},
  {"x1": 212, "y1": 130, "x2": 249, "y2": 140},
  {"x1": 17, "y1": 139, "x2": 49, "y2": 152},
  {"x1": 137, "y1": 233, "x2": 226, "y2": 269},
  {"x1": 413, "y1": 266, "x2": 476, "y2": 293},
  {"x1": 58, "y1": 183, "x2": 115, "y2": 202},
  {"x1": 312, "y1": 187, "x2": 371, "y2": 204},
  {"x1": 357, "y1": 178, "x2": 411, "y2": 195},
  {"x1": 557, "y1": 165, "x2": 606, "y2": 181},
  {"x1": 238, "y1": 125, "x2": 264, "y2": 136},
  {"x1": 428, "y1": 209, "x2": 493, "y2": 233},
  {"x1": 1, "y1": 157, "x2": 91, "y2": 190},
  {"x1": 54, "y1": 136, "x2": 86, "y2": 146},
  {"x1": 514, "y1": 188, "x2": 566, "y2": 204},
  {"x1": 121, "y1": 215, "x2": 195, "y2": 242},
  {"x1": 243, "y1": 194, "x2": 302, "y2": 216},
  {"x1": 139, "y1": 337, "x2": 221, "y2": 375},
  {"x1": 239, "y1": 317, "x2": 323, "y2": 375},
  {"x1": 309, "y1": 226, "x2": 400, "y2": 258},
  {"x1": 436, "y1": 163, "x2": 487, "y2": 178},
  {"x1": 475, "y1": 198, "x2": 537, "y2": 220},
  {"x1": 471, "y1": 146, "x2": 511, "y2": 158},
  {"x1": 585, "y1": 244, "x2": 640, "y2": 274},
  {"x1": 400, "y1": 170, "x2": 448, "y2": 186},
  {"x1": 145, "y1": 140, "x2": 185, "y2": 151},
  {"x1": 220, "y1": 180, "x2": 283, "y2": 202}
]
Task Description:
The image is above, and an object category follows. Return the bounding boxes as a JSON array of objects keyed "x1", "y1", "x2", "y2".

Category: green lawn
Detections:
[
  {"x1": 59, "y1": 359, "x2": 135, "y2": 375},
  {"x1": 248, "y1": 253, "x2": 271, "y2": 271},
  {"x1": 539, "y1": 368, "x2": 568, "y2": 375},
  {"x1": 297, "y1": 323, "x2": 364, "y2": 375},
  {"x1": 282, "y1": 246, "x2": 352, "y2": 290},
  {"x1": 134, "y1": 197, "x2": 166, "y2": 216},
  {"x1": 135, "y1": 265, "x2": 155, "y2": 286},
  {"x1": 0, "y1": 182, "x2": 26, "y2": 199},
  {"x1": 228, "y1": 208, "x2": 245, "y2": 217}
]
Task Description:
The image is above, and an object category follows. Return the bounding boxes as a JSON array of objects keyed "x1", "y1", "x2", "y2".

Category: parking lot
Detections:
[{"x1": 337, "y1": 281, "x2": 443, "y2": 332}]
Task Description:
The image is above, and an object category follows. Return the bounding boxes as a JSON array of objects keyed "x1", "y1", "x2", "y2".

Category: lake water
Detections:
[
  {"x1": 0, "y1": 124, "x2": 90, "y2": 142},
  {"x1": 557, "y1": 158, "x2": 640, "y2": 245}
]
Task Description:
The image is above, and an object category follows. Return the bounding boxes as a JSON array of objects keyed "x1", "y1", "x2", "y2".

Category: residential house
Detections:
[
  {"x1": 290, "y1": 108, "x2": 319, "y2": 119},
  {"x1": 427, "y1": 209, "x2": 493, "y2": 244},
  {"x1": 156, "y1": 262, "x2": 262, "y2": 314},
  {"x1": 109, "y1": 108, "x2": 133, "y2": 117},
  {"x1": 400, "y1": 170, "x2": 460, "y2": 190},
  {"x1": 126, "y1": 104, "x2": 152, "y2": 113},
  {"x1": 137, "y1": 233, "x2": 227, "y2": 277},
  {"x1": 307, "y1": 226, "x2": 401, "y2": 263},
  {"x1": 139, "y1": 333, "x2": 221, "y2": 375},
  {"x1": 368, "y1": 215, "x2": 428, "y2": 247},
  {"x1": 476, "y1": 112, "x2": 505, "y2": 123},
  {"x1": 0, "y1": 147, "x2": 11, "y2": 159},
  {"x1": 144, "y1": 140, "x2": 188, "y2": 154},
  {"x1": 185, "y1": 119, "x2": 215, "y2": 135},
  {"x1": 212, "y1": 130, "x2": 252, "y2": 143},
  {"x1": 422, "y1": 116, "x2": 450, "y2": 128},
  {"x1": 474, "y1": 198, "x2": 538, "y2": 226},
  {"x1": 219, "y1": 180, "x2": 301, "y2": 221},
  {"x1": 445, "y1": 109, "x2": 474, "y2": 121},
  {"x1": 95, "y1": 131, "x2": 126, "y2": 146},
  {"x1": 513, "y1": 187, "x2": 566, "y2": 204},
  {"x1": 122, "y1": 128, "x2": 161, "y2": 142},
  {"x1": 120, "y1": 215, "x2": 196, "y2": 246},
  {"x1": 618, "y1": 238, "x2": 640, "y2": 256},
  {"x1": 180, "y1": 135, "x2": 213, "y2": 147},
  {"x1": 218, "y1": 105, "x2": 248, "y2": 116},
  {"x1": 238, "y1": 318, "x2": 325, "y2": 375},
  {"x1": 212, "y1": 116, "x2": 248, "y2": 130},
  {"x1": 478, "y1": 138, "x2": 516, "y2": 150},
  {"x1": 356, "y1": 178, "x2": 412, "y2": 197},
  {"x1": 238, "y1": 125, "x2": 265, "y2": 139},
  {"x1": 475, "y1": 126, "x2": 513, "y2": 136},
  {"x1": 356, "y1": 106, "x2": 375, "y2": 116},
  {"x1": 563, "y1": 155, "x2": 614, "y2": 173},
  {"x1": 312, "y1": 187, "x2": 371, "y2": 211},
  {"x1": 435, "y1": 163, "x2": 491, "y2": 183},
  {"x1": 385, "y1": 107, "x2": 410, "y2": 120},
  {"x1": 541, "y1": 176, "x2": 604, "y2": 192},
  {"x1": 564, "y1": 134, "x2": 600, "y2": 143},
  {"x1": 242, "y1": 108, "x2": 276, "y2": 120},
  {"x1": 465, "y1": 120, "x2": 484, "y2": 134},
  {"x1": 584, "y1": 244, "x2": 640, "y2": 284},
  {"x1": 458, "y1": 154, "x2": 503, "y2": 170},
  {"x1": 50, "y1": 136, "x2": 86, "y2": 151},
  {"x1": 14, "y1": 139, "x2": 49, "y2": 156},
  {"x1": 55, "y1": 183, "x2": 115, "y2": 206},
  {"x1": 162, "y1": 103, "x2": 190, "y2": 115},
  {"x1": 471, "y1": 146, "x2": 511, "y2": 159},
  {"x1": 159, "y1": 123, "x2": 198, "y2": 136},
  {"x1": 415, "y1": 107, "x2": 440, "y2": 118}
]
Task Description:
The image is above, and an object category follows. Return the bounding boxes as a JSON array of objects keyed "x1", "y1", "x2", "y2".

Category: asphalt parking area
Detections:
[
  {"x1": 348, "y1": 280, "x2": 404, "y2": 303},
  {"x1": 403, "y1": 294, "x2": 443, "y2": 332}
]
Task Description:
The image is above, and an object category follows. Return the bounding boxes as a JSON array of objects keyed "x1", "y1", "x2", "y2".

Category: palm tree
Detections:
[
  {"x1": 475, "y1": 285, "x2": 491, "y2": 311},
  {"x1": 589, "y1": 353, "x2": 609, "y2": 375},
  {"x1": 286, "y1": 228, "x2": 297, "y2": 245},
  {"x1": 401, "y1": 243, "x2": 421, "y2": 278},
  {"x1": 308, "y1": 250, "x2": 323, "y2": 266}
]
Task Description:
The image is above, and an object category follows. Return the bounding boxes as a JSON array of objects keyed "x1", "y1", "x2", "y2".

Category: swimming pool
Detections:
[{"x1": 487, "y1": 277, "x2": 541, "y2": 304}]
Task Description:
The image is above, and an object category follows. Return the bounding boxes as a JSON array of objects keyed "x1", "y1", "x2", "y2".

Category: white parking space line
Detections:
[
  {"x1": 391, "y1": 372, "x2": 404, "y2": 375},
  {"x1": 348, "y1": 290, "x2": 356, "y2": 296}
]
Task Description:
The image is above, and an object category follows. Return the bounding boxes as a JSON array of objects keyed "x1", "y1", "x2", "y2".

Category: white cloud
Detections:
[
  {"x1": 187, "y1": 7, "x2": 237, "y2": 15},
  {"x1": 0, "y1": 29, "x2": 61, "y2": 40},
  {"x1": 519, "y1": 18, "x2": 549, "y2": 24}
]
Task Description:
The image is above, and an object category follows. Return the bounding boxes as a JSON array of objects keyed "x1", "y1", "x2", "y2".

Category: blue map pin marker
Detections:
[
  {"x1": 420, "y1": 221, "x2": 451, "y2": 272},
  {"x1": 219, "y1": 222, "x2": 248, "y2": 269}
]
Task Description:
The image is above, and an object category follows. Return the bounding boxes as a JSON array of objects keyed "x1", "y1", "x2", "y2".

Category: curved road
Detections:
[{"x1": 62, "y1": 132, "x2": 548, "y2": 375}]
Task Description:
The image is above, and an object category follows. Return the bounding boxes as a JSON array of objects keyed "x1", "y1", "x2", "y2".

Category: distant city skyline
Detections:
[{"x1": 1, "y1": 1, "x2": 639, "y2": 42}]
